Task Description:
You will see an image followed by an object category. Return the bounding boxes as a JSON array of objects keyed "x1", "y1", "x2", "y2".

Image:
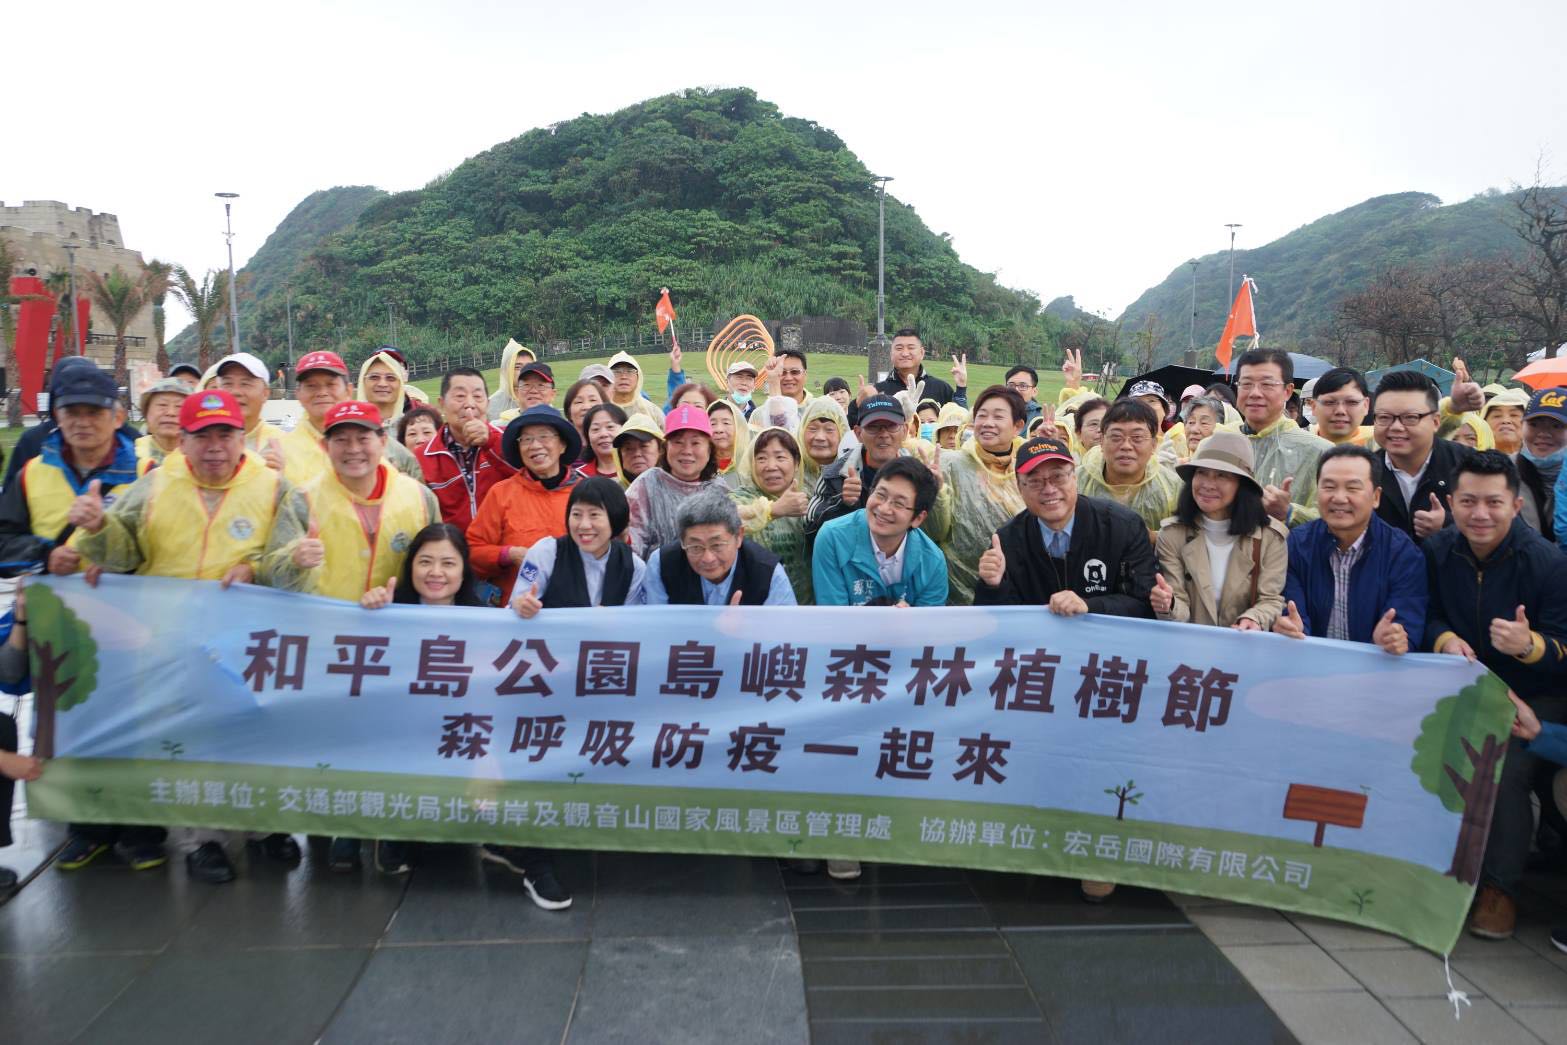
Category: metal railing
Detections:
[{"x1": 85, "y1": 333, "x2": 147, "y2": 347}]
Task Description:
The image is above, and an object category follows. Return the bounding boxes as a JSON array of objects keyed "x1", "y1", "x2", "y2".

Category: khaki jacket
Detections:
[{"x1": 1154, "y1": 517, "x2": 1289, "y2": 629}]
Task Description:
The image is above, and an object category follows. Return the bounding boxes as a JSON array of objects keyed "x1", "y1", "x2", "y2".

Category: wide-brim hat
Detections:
[
  {"x1": 1176, "y1": 430, "x2": 1261, "y2": 492},
  {"x1": 502, "y1": 405, "x2": 582, "y2": 470}
]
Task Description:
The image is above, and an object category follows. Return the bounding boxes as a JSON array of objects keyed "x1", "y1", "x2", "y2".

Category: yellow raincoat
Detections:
[
  {"x1": 610, "y1": 413, "x2": 666, "y2": 488},
  {"x1": 605, "y1": 350, "x2": 665, "y2": 426},
  {"x1": 934, "y1": 402, "x2": 969, "y2": 447},
  {"x1": 731, "y1": 426, "x2": 812, "y2": 603},
  {"x1": 281, "y1": 413, "x2": 423, "y2": 488},
  {"x1": 795, "y1": 396, "x2": 848, "y2": 488},
  {"x1": 708, "y1": 399, "x2": 752, "y2": 488},
  {"x1": 487, "y1": 339, "x2": 536, "y2": 420},
  {"x1": 1243, "y1": 415, "x2": 1331, "y2": 526},
  {"x1": 924, "y1": 436, "x2": 1025, "y2": 605},
  {"x1": 1076, "y1": 445, "x2": 1183, "y2": 535},
  {"x1": 358, "y1": 351, "x2": 410, "y2": 430}
]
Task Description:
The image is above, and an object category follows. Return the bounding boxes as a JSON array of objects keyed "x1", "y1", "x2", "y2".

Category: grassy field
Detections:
[{"x1": 410, "y1": 350, "x2": 1071, "y2": 410}]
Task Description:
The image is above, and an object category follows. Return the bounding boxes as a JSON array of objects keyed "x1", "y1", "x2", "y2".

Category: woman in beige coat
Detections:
[{"x1": 1150, "y1": 430, "x2": 1288, "y2": 630}]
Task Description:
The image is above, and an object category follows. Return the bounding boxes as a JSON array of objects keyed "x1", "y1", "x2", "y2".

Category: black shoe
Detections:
[
  {"x1": 479, "y1": 844, "x2": 529, "y2": 876},
  {"x1": 523, "y1": 864, "x2": 573, "y2": 911},
  {"x1": 255, "y1": 833, "x2": 301, "y2": 864},
  {"x1": 784, "y1": 859, "x2": 823, "y2": 875},
  {"x1": 1552, "y1": 927, "x2": 1567, "y2": 955},
  {"x1": 0, "y1": 866, "x2": 17, "y2": 891},
  {"x1": 375, "y1": 840, "x2": 412, "y2": 876},
  {"x1": 327, "y1": 837, "x2": 361, "y2": 873},
  {"x1": 185, "y1": 841, "x2": 236, "y2": 884}
]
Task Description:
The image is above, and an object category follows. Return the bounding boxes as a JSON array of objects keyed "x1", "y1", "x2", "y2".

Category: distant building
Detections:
[{"x1": 0, "y1": 200, "x2": 155, "y2": 370}]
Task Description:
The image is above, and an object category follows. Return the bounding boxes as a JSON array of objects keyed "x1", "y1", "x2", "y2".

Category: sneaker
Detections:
[
  {"x1": 826, "y1": 860, "x2": 862, "y2": 881},
  {"x1": 479, "y1": 844, "x2": 529, "y2": 876},
  {"x1": 1081, "y1": 879, "x2": 1116, "y2": 904},
  {"x1": 1551, "y1": 927, "x2": 1567, "y2": 955},
  {"x1": 185, "y1": 841, "x2": 236, "y2": 884},
  {"x1": 56, "y1": 836, "x2": 111, "y2": 871},
  {"x1": 522, "y1": 865, "x2": 573, "y2": 911},
  {"x1": 256, "y1": 833, "x2": 301, "y2": 864},
  {"x1": 0, "y1": 866, "x2": 17, "y2": 891},
  {"x1": 120, "y1": 842, "x2": 168, "y2": 872},
  {"x1": 1468, "y1": 884, "x2": 1517, "y2": 940},
  {"x1": 375, "y1": 840, "x2": 412, "y2": 876},
  {"x1": 327, "y1": 837, "x2": 362, "y2": 873}
]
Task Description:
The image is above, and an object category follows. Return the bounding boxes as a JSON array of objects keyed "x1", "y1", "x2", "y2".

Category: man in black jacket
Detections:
[
  {"x1": 1370, "y1": 369, "x2": 1475, "y2": 544},
  {"x1": 1424, "y1": 451, "x2": 1567, "y2": 941},
  {"x1": 805, "y1": 393, "x2": 913, "y2": 547},
  {"x1": 974, "y1": 435, "x2": 1156, "y2": 617}
]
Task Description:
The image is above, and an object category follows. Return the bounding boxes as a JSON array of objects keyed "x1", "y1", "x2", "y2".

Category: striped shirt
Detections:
[{"x1": 1327, "y1": 529, "x2": 1369, "y2": 641}]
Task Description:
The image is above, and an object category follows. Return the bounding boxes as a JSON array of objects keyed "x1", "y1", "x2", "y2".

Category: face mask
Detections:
[
  {"x1": 919, "y1": 423, "x2": 936, "y2": 442},
  {"x1": 1302, "y1": 405, "x2": 1316, "y2": 426},
  {"x1": 732, "y1": 391, "x2": 750, "y2": 406},
  {"x1": 1521, "y1": 443, "x2": 1567, "y2": 470}
]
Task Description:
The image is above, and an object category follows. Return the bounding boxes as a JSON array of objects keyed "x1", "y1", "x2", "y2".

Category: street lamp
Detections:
[
  {"x1": 1185, "y1": 259, "x2": 1199, "y2": 367},
  {"x1": 871, "y1": 175, "x2": 894, "y2": 381},
  {"x1": 284, "y1": 281, "x2": 296, "y2": 381},
  {"x1": 215, "y1": 192, "x2": 241, "y2": 354},
  {"x1": 62, "y1": 233, "x2": 82, "y2": 355},
  {"x1": 1224, "y1": 223, "x2": 1243, "y2": 304}
]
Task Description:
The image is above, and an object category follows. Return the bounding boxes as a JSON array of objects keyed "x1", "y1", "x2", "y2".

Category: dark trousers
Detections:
[
  {"x1": 1483, "y1": 695, "x2": 1567, "y2": 894},
  {"x1": 0, "y1": 713, "x2": 15, "y2": 848}
]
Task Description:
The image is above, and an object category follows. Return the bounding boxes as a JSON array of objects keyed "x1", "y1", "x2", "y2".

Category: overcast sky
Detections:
[{"x1": 8, "y1": 0, "x2": 1563, "y2": 337}]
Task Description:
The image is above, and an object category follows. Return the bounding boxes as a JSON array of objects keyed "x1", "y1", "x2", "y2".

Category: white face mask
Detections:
[{"x1": 1303, "y1": 405, "x2": 1316, "y2": 426}]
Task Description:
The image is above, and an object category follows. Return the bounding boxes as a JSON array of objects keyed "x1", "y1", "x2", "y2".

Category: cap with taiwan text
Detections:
[
  {"x1": 179, "y1": 389, "x2": 245, "y2": 432},
  {"x1": 856, "y1": 393, "x2": 905, "y2": 427},
  {"x1": 322, "y1": 400, "x2": 384, "y2": 433},
  {"x1": 295, "y1": 350, "x2": 349, "y2": 378},
  {"x1": 1015, "y1": 435, "x2": 1075, "y2": 475}
]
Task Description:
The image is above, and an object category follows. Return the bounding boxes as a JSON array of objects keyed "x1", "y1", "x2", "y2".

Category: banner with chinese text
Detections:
[{"x1": 24, "y1": 575, "x2": 1513, "y2": 953}]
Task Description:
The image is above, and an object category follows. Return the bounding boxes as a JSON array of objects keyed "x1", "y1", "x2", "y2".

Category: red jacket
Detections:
[{"x1": 418, "y1": 427, "x2": 516, "y2": 531}]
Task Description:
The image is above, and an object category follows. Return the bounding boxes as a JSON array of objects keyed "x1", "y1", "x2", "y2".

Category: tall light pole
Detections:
[
  {"x1": 216, "y1": 192, "x2": 241, "y2": 354},
  {"x1": 873, "y1": 176, "x2": 894, "y2": 374},
  {"x1": 1185, "y1": 259, "x2": 1199, "y2": 367},
  {"x1": 62, "y1": 234, "x2": 82, "y2": 356},
  {"x1": 284, "y1": 281, "x2": 296, "y2": 381},
  {"x1": 1224, "y1": 223, "x2": 1243, "y2": 304}
]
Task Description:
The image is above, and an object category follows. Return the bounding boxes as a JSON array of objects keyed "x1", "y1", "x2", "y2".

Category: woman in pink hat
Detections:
[{"x1": 625, "y1": 403, "x2": 721, "y2": 557}]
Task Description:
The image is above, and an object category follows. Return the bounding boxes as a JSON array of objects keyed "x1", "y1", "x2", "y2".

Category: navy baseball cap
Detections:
[
  {"x1": 50, "y1": 366, "x2": 119, "y2": 410},
  {"x1": 857, "y1": 393, "x2": 905, "y2": 426},
  {"x1": 1524, "y1": 387, "x2": 1567, "y2": 425}
]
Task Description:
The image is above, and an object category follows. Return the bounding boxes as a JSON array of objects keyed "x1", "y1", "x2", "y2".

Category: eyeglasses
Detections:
[
  {"x1": 681, "y1": 537, "x2": 736, "y2": 558},
  {"x1": 868, "y1": 489, "x2": 916, "y2": 514},
  {"x1": 1236, "y1": 380, "x2": 1286, "y2": 393},
  {"x1": 1372, "y1": 410, "x2": 1436, "y2": 429},
  {"x1": 1103, "y1": 431, "x2": 1151, "y2": 448},
  {"x1": 516, "y1": 433, "x2": 561, "y2": 446},
  {"x1": 1006, "y1": 381, "x2": 1036, "y2": 392},
  {"x1": 1019, "y1": 471, "x2": 1074, "y2": 492}
]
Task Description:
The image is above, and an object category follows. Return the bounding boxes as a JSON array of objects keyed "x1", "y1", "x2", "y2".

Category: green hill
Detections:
[
  {"x1": 218, "y1": 87, "x2": 1062, "y2": 374},
  {"x1": 1117, "y1": 190, "x2": 1536, "y2": 364},
  {"x1": 169, "y1": 185, "x2": 387, "y2": 360}
]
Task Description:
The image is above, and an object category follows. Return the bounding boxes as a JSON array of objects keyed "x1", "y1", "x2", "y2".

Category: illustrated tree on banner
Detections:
[
  {"x1": 25, "y1": 583, "x2": 100, "y2": 758},
  {"x1": 1215, "y1": 276, "x2": 1260, "y2": 374},
  {"x1": 1410, "y1": 674, "x2": 1510, "y2": 885}
]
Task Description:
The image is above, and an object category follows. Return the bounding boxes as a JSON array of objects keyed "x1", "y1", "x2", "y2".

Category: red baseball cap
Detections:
[
  {"x1": 180, "y1": 389, "x2": 246, "y2": 432},
  {"x1": 295, "y1": 350, "x2": 349, "y2": 378},
  {"x1": 322, "y1": 400, "x2": 384, "y2": 433}
]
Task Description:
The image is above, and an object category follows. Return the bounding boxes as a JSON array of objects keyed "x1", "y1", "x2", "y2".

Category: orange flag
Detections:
[
  {"x1": 655, "y1": 288, "x2": 677, "y2": 333},
  {"x1": 1215, "y1": 276, "x2": 1259, "y2": 374}
]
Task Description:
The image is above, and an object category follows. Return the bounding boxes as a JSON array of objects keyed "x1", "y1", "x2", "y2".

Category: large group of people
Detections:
[{"x1": 0, "y1": 332, "x2": 1563, "y2": 950}]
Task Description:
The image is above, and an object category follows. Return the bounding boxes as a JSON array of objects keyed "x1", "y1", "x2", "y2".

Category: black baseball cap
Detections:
[
  {"x1": 857, "y1": 393, "x2": 905, "y2": 426},
  {"x1": 516, "y1": 361, "x2": 555, "y2": 384},
  {"x1": 51, "y1": 366, "x2": 119, "y2": 410},
  {"x1": 1015, "y1": 435, "x2": 1075, "y2": 475},
  {"x1": 168, "y1": 362, "x2": 203, "y2": 379}
]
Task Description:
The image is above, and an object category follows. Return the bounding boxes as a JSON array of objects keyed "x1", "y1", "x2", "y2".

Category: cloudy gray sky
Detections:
[{"x1": 8, "y1": 0, "x2": 1563, "y2": 336}]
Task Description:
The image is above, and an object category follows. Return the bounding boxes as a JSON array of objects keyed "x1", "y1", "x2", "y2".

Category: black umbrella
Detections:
[
  {"x1": 1211, "y1": 352, "x2": 1332, "y2": 387},
  {"x1": 1117, "y1": 364, "x2": 1219, "y2": 405}
]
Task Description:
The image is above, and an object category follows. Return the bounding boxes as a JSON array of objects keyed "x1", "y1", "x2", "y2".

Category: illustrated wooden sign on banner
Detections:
[{"x1": 705, "y1": 314, "x2": 775, "y2": 390}]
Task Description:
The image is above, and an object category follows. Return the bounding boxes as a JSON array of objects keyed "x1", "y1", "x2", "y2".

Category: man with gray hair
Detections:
[{"x1": 641, "y1": 489, "x2": 796, "y2": 605}]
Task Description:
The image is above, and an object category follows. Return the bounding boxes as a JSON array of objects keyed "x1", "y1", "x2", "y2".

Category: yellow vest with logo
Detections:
[
  {"x1": 282, "y1": 417, "x2": 330, "y2": 487},
  {"x1": 303, "y1": 463, "x2": 432, "y2": 601},
  {"x1": 139, "y1": 452, "x2": 280, "y2": 579}
]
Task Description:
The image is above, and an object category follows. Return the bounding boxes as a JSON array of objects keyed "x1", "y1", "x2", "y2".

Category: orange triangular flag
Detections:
[
  {"x1": 655, "y1": 288, "x2": 677, "y2": 333},
  {"x1": 1215, "y1": 277, "x2": 1259, "y2": 374}
]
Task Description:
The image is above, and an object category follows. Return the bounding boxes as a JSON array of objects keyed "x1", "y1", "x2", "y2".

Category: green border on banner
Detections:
[{"x1": 28, "y1": 757, "x2": 1470, "y2": 953}]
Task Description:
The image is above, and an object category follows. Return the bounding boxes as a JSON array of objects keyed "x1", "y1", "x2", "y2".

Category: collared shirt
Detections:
[
  {"x1": 1327, "y1": 528, "x2": 1369, "y2": 641},
  {"x1": 1036, "y1": 516, "x2": 1074, "y2": 559},
  {"x1": 1386, "y1": 450, "x2": 1431, "y2": 509},
  {"x1": 641, "y1": 550, "x2": 799, "y2": 606},
  {"x1": 873, "y1": 533, "x2": 908, "y2": 588}
]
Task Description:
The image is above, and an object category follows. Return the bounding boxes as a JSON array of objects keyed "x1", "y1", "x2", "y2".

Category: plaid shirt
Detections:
[{"x1": 1326, "y1": 530, "x2": 1369, "y2": 641}]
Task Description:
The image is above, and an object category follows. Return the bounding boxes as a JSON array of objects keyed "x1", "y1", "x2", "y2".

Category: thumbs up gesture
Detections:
[
  {"x1": 729, "y1": 589, "x2": 744, "y2": 606},
  {"x1": 840, "y1": 459, "x2": 863, "y2": 507},
  {"x1": 360, "y1": 575, "x2": 398, "y2": 610},
  {"x1": 1149, "y1": 572, "x2": 1175, "y2": 615},
  {"x1": 68, "y1": 479, "x2": 107, "y2": 534},
  {"x1": 1262, "y1": 475, "x2": 1294, "y2": 523},
  {"x1": 511, "y1": 582, "x2": 543, "y2": 620},
  {"x1": 293, "y1": 515, "x2": 325, "y2": 569},
  {"x1": 855, "y1": 374, "x2": 872, "y2": 405},
  {"x1": 262, "y1": 438, "x2": 285, "y2": 472},
  {"x1": 1413, "y1": 492, "x2": 1447, "y2": 539},
  {"x1": 1273, "y1": 599, "x2": 1306, "y2": 640},
  {"x1": 1373, "y1": 607, "x2": 1408, "y2": 656},
  {"x1": 977, "y1": 533, "x2": 1006, "y2": 588},
  {"x1": 1449, "y1": 357, "x2": 1483, "y2": 412},
  {"x1": 1490, "y1": 604, "x2": 1535, "y2": 657}
]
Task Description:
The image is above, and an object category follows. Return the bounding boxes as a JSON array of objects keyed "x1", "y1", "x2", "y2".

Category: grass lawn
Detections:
[{"x1": 410, "y1": 350, "x2": 1070, "y2": 411}]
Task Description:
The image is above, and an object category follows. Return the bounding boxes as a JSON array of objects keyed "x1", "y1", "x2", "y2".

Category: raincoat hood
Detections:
[
  {"x1": 487, "y1": 339, "x2": 536, "y2": 418},
  {"x1": 611, "y1": 412, "x2": 666, "y2": 486},
  {"x1": 708, "y1": 398, "x2": 752, "y2": 476},
  {"x1": 606, "y1": 350, "x2": 647, "y2": 407},
  {"x1": 358, "y1": 351, "x2": 409, "y2": 428},
  {"x1": 1076, "y1": 443, "x2": 1183, "y2": 533},
  {"x1": 796, "y1": 395, "x2": 849, "y2": 484},
  {"x1": 935, "y1": 402, "x2": 970, "y2": 436},
  {"x1": 1457, "y1": 412, "x2": 1496, "y2": 450},
  {"x1": 738, "y1": 425, "x2": 804, "y2": 495}
]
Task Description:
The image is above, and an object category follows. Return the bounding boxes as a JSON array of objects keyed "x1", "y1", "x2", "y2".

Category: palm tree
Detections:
[
  {"x1": 142, "y1": 259, "x2": 173, "y2": 372},
  {"x1": 83, "y1": 267, "x2": 148, "y2": 392},
  {"x1": 169, "y1": 266, "x2": 229, "y2": 373}
]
